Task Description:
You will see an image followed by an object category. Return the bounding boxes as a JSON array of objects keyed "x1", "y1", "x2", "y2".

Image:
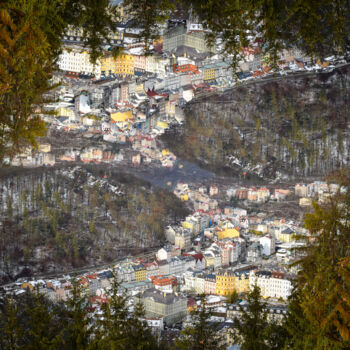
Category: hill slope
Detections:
[{"x1": 162, "y1": 66, "x2": 350, "y2": 179}]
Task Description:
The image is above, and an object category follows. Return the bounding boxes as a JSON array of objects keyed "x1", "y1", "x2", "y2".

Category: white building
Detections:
[
  {"x1": 249, "y1": 270, "x2": 292, "y2": 300},
  {"x1": 157, "y1": 248, "x2": 171, "y2": 261},
  {"x1": 259, "y1": 235, "x2": 276, "y2": 256},
  {"x1": 58, "y1": 50, "x2": 101, "y2": 77},
  {"x1": 145, "y1": 56, "x2": 169, "y2": 77}
]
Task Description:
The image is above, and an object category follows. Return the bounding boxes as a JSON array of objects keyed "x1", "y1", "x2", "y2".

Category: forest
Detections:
[
  {"x1": 162, "y1": 66, "x2": 350, "y2": 179},
  {"x1": 0, "y1": 166, "x2": 189, "y2": 283}
]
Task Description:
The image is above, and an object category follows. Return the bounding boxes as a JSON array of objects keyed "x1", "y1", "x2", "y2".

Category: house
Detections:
[
  {"x1": 299, "y1": 197, "x2": 312, "y2": 207},
  {"x1": 279, "y1": 227, "x2": 295, "y2": 243},
  {"x1": 209, "y1": 185, "x2": 219, "y2": 196},
  {"x1": 295, "y1": 183, "x2": 307, "y2": 197},
  {"x1": 227, "y1": 303, "x2": 288, "y2": 325},
  {"x1": 110, "y1": 110, "x2": 133, "y2": 124},
  {"x1": 216, "y1": 270, "x2": 236, "y2": 296},
  {"x1": 259, "y1": 235, "x2": 276, "y2": 256},
  {"x1": 249, "y1": 270, "x2": 292, "y2": 300},
  {"x1": 143, "y1": 261, "x2": 160, "y2": 279},
  {"x1": 247, "y1": 242, "x2": 263, "y2": 261},
  {"x1": 136, "y1": 288, "x2": 187, "y2": 326},
  {"x1": 132, "y1": 153, "x2": 141, "y2": 165},
  {"x1": 151, "y1": 276, "x2": 177, "y2": 292},
  {"x1": 157, "y1": 247, "x2": 171, "y2": 261},
  {"x1": 133, "y1": 264, "x2": 147, "y2": 282},
  {"x1": 216, "y1": 225, "x2": 240, "y2": 240},
  {"x1": 204, "y1": 274, "x2": 217, "y2": 295}
]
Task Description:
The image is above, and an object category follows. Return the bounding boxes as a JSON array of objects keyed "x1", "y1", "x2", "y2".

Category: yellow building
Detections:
[
  {"x1": 235, "y1": 272, "x2": 250, "y2": 293},
  {"x1": 115, "y1": 54, "x2": 134, "y2": 76},
  {"x1": 38, "y1": 143, "x2": 51, "y2": 153},
  {"x1": 180, "y1": 194, "x2": 189, "y2": 201},
  {"x1": 279, "y1": 228, "x2": 294, "y2": 243},
  {"x1": 217, "y1": 226, "x2": 240, "y2": 240},
  {"x1": 216, "y1": 271, "x2": 236, "y2": 296},
  {"x1": 102, "y1": 54, "x2": 135, "y2": 76},
  {"x1": 134, "y1": 265, "x2": 147, "y2": 282},
  {"x1": 157, "y1": 121, "x2": 169, "y2": 129},
  {"x1": 110, "y1": 110, "x2": 133, "y2": 124},
  {"x1": 57, "y1": 107, "x2": 75, "y2": 118},
  {"x1": 21, "y1": 282, "x2": 35, "y2": 291},
  {"x1": 135, "y1": 82, "x2": 145, "y2": 93},
  {"x1": 203, "y1": 253, "x2": 215, "y2": 268},
  {"x1": 181, "y1": 221, "x2": 193, "y2": 230},
  {"x1": 203, "y1": 67, "x2": 215, "y2": 81},
  {"x1": 101, "y1": 55, "x2": 115, "y2": 75},
  {"x1": 162, "y1": 149, "x2": 170, "y2": 157}
]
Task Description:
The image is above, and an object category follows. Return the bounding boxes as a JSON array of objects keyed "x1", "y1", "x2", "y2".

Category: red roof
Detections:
[{"x1": 146, "y1": 88, "x2": 168, "y2": 98}]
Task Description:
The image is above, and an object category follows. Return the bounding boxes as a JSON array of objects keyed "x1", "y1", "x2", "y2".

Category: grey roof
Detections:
[{"x1": 141, "y1": 288, "x2": 186, "y2": 305}]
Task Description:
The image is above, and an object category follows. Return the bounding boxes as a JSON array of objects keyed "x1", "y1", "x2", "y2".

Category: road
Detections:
[{"x1": 1, "y1": 248, "x2": 158, "y2": 289}]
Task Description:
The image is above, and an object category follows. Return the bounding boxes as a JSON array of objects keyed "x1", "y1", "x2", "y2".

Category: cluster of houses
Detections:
[
  {"x1": 295, "y1": 181, "x2": 341, "y2": 206},
  {"x1": 130, "y1": 135, "x2": 177, "y2": 167},
  {"x1": 227, "y1": 186, "x2": 292, "y2": 203}
]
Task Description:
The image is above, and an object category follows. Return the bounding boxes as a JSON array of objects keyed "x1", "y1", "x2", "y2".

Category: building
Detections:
[
  {"x1": 216, "y1": 270, "x2": 236, "y2": 296},
  {"x1": 249, "y1": 270, "x2": 292, "y2": 300},
  {"x1": 133, "y1": 264, "x2": 147, "y2": 282},
  {"x1": 157, "y1": 247, "x2": 171, "y2": 261},
  {"x1": 101, "y1": 54, "x2": 135, "y2": 77},
  {"x1": 279, "y1": 227, "x2": 295, "y2": 243},
  {"x1": 227, "y1": 303, "x2": 288, "y2": 324},
  {"x1": 134, "y1": 55, "x2": 146, "y2": 75},
  {"x1": 151, "y1": 276, "x2": 177, "y2": 292},
  {"x1": 217, "y1": 225, "x2": 240, "y2": 240},
  {"x1": 137, "y1": 288, "x2": 187, "y2": 326},
  {"x1": 204, "y1": 274, "x2": 216, "y2": 295},
  {"x1": 58, "y1": 50, "x2": 101, "y2": 77},
  {"x1": 163, "y1": 24, "x2": 211, "y2": 53},
  {"x1": 259, "y1": 235, "x2": 276, "y2": 256}
]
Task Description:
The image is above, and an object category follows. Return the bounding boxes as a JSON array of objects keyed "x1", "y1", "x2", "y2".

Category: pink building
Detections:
[
  {"x1": 204, "y1": 274, "x2": 217, "y2": 295},
  {"x1": 134, "y1": 55, "x2": 146, "y2": 74}
]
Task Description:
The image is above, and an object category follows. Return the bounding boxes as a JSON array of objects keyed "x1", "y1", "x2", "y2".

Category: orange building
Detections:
[
  {"x1": 151, "y1": 275, "x2": 177, "y2": 287},
  {"x1": 173, "y1": 63, "x2": 198, "y2": 73}
]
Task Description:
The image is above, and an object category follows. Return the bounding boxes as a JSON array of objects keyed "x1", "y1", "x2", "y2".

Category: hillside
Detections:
[
  {"x1": 162, "y1": 66, "x2": 350, "y2": 179},
  {"x1": 0, "y1": 166, "x2": 189, "y2": 283}
]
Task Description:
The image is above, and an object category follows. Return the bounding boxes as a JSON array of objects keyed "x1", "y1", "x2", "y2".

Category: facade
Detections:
[
  {"x1": 227, "y1": 304, "x2": 288, "y2": 324},
  {"x1": 58, "y1": 50, "x2": 101, "y2": 77},
  {"x1": 249, "y1": 270, "x2": 292, "y2": 300},
  {"x1": 134, "y1": 55, "x2": 146, "y2": 75},
  {"x1": 163, "y1": 25, "x2": 211, "y2": 53},
  {"x1": 203, "y1": 66, "x2": 216, "y2": 82},
  {"x1": 101, "y1": 54, "x2": 135, "y2": 77},
  {"x1": 216, "y1": 270, "x2": 236, "y2": 296},
  {"x1": 133, "y1": 264, "x2": 147, "y2": 282},
  {"x1": 259, "y1": 235, "x2": 276, "y2": 256},
  {"x1": 137, "y1": 288, "x2": 187, "y2": 326},
  {"x1": 204, "y1": 274, "x2": 216, "y2": 295}
]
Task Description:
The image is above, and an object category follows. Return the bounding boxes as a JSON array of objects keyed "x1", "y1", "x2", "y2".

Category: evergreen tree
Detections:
[
  {"x1": 0, "y1": 296, "x2": 24, "y2": 350},
  {"x1": 175, "y1": 296, "x2": 225, "y2": 350},
  {"x1": 22, "y1": 289, "x2": 65, "y2": 350},
  {"x1": 65, "y1": 278, "x2": 95, "y2": 350},
  {"x1": 231, "y1": 285, "x2": 286, "y2": 350},
  {"x1": 94, "y1": 273, "x2": 159, "y2": 350},
  {"x1": 95, "y1": 273, "x2": 130, "y2": 349},
  {"x1": 127, "y1": 300, "x2": 160, "y2": 350},
  {"x1": 284, "y1": 178, "x2": 350, "y2": 349}
]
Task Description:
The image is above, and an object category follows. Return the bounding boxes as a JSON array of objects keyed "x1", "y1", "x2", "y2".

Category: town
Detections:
[{"x1": 1, "y1": 1, "x2": 349, "y2": 349}]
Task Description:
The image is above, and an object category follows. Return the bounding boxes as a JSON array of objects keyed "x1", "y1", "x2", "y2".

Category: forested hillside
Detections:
[
  {"x1": 0, "y1": 167, "x2": 189, "y2": 283},
  {"x1": 162, "y1": 66, "x2": 350, "y2": 179}
]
